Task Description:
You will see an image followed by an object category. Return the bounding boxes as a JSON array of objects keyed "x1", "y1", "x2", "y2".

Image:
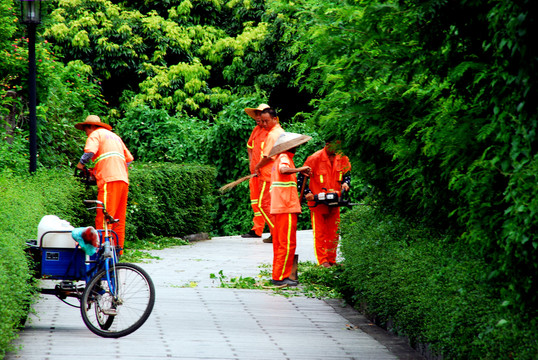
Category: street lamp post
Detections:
[{"x1": 20, "y1": 0, "x2": 42, "y2": 173}]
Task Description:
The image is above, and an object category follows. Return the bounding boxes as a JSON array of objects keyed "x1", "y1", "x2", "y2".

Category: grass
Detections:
[
  {"x1": 121, "y1": 235, "x2": 189, "y2": 263},
  {"x1": 210, "y1": 261, "x2": 344, "y2": 299}
]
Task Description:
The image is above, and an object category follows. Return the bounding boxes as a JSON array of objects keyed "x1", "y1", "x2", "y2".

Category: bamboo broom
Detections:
[{"x1": 219, "y1": 174, "x2": 257, "y2": 193}]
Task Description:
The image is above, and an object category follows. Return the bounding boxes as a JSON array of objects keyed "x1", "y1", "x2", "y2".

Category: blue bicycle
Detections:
[{"x1": 27, "y1": 200, "x2": 155, "y2": 338}]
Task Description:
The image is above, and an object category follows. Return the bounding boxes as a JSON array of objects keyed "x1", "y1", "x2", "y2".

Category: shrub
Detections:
[
  {"x1": 1, "y1": 35, "x2": 108, "y2": 171},
  {"x1": 127, "y1": 162, "x2": 216, "y2": 240},
  {"x1": 116, "y1": 97, "x2": 332, "y2": 236},
  {"x1": 0, "y1": 169, "x2": 85, "y2": 357},
  {"x1": 339, "y1": 206, "x2": 538, "y2": 359},
  {"x1": 115, "y1": 105, "x2": 209, "y2": 164},
  {"x1": 116, "y1": 98, "x2": 258, "y2": 236}
]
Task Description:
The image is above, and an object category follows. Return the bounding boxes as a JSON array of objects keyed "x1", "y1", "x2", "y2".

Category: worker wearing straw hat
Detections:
[
  {"x1": 254, "y1": 108, "x2": 285, "y2": 243},
  {"x1": 241, "y1": 103, "x2": 270, "y2": 238},
  {"x1": 75, "y1": 115, "x2": 134, "y2": 254},
  {"x1": 268, "y1": 132, "x2": 312, "y2": 286}
]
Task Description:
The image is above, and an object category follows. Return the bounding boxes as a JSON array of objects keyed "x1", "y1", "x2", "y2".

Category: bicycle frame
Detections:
[{"x1": 83, "y1": 200, "x2": 120, "y2": 300}]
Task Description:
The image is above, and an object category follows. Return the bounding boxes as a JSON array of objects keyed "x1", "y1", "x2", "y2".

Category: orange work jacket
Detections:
[
  {"x1": 259, "y1": 123, "x2": 284, "y2": 181},
  {"x1": 270, "y1": 152, "x2": 301, "y2": 214},
  {"x1": 247, "y1": 125, "x2": 268, "y2": 173},
  {"x1": 303, "y1": 147, "x2": 351, "y2": 204},
  {"x1": 84, "y1": 128, "x2": 134, "y2": 188}
]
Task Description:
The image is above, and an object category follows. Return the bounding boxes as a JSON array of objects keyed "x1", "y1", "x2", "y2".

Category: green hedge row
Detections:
[
  {"x1": 339, "y1": 206, "x2": 538, "y2": 359},
  {"x1": 0, "y1": 163, "x2": 215, "y2": 357},
  {"x1": 126, "y1": 163, "x2": 216, "y2": 240},
  {"x1": 0, "y1": 170, "x2": 85, "y2": 357}
]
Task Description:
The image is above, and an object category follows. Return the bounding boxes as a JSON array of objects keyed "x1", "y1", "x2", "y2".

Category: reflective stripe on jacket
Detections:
[
  {"x1": 303, "y1": 147, "x2": 351, "y2": 204},
  {"x1": 84, "y1": 128, "x2": 134, "y2": 188},
  {"x1": 270, "y1": 152, "x2": 301, "y2": 214}
]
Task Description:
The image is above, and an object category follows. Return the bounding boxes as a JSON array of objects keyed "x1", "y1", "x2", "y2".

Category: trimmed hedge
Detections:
[
  {"x1": 339, "y1": 206, "x2": 538, "y2": 359},
  {"x1": 0, "y1": 170, "x2": 85, "y2": 357},
  {"x1": 126, "y1": 163, "x2": 216, "y2": 240}
]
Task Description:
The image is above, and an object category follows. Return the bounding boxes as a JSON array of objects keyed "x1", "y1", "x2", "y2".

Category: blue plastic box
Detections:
[{"x1": 41, "y1": 247, "x2": 89, "y2": 280}]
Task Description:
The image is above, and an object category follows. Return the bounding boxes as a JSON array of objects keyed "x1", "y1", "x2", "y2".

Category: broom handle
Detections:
[{"x1": 299, "y1": 174, "x2": 309, "y2": 204}]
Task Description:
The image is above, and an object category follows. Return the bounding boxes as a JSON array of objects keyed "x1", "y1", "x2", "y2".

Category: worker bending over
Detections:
[{"x1": 75, "y1": 115, "x2": 134, "y2": 254}]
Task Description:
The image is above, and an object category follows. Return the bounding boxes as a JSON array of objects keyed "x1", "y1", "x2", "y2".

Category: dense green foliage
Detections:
[
  {"x1": 339, "y1": 206, "x2": 538, "y2": 359},
  {"x1": 2, "y1": 0, "x2": 538, "y2": 357},
  {"x1": 288, "y1": 0, "x2": 538, "y2": 317},
  {"x1": 0, "y1": 170, "x2": 86, "y2": 357},
  {"x1": 1, "y1": 1, "x2": 108, "y2": 170},
  {"x1": 127, "y1": 162, "x2": 216, "y2": 240},
  {"x1": 42, "y1": 0, "x2": 268, "y2": 119}
]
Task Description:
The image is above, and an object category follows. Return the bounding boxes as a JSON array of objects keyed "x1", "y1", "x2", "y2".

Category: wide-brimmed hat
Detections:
[
  {"x1": 268, "y1": 132, "x2": 312, "y2": 158},
  {"x1": 244, "y1": 103, "x2": 270, "y2": 120},
  {"x1": 75, "y1": 115, "x2": 112, "y2": 131}
]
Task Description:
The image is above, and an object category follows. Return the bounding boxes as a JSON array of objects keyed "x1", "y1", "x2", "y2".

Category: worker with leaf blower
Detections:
[
  {"x1": 242, "y1": 103, "x2": 270, "y2": 239},
  {"x1": 298, "y1": 140, "x2": 351, "y2": 268},
  {"x1": 75, "y1": 115, "x2": 134, "y2": 255},
  {"x1": 268, "y1": 132, "x2": 312, "y2": 286}
]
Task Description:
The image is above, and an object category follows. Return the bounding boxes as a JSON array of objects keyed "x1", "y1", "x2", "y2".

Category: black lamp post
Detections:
[{"x1": 20, "y1": 0, "x2": 42, "y2": 173}]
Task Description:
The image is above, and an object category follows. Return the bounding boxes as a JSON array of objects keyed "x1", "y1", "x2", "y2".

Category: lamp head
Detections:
[{"x1": 20, "y1": 0, "x2": 42, "y2": 24}]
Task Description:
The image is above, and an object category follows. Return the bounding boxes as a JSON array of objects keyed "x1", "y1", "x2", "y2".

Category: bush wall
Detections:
[
  {"x1": 126, "y1": 162, "x2": 216, "y2": 240},
  {"x1": 0, "y1": 170, "x2": 85, "y2": 357},
  {"x1": 339, "y1": 206, "x2": 538, "y2": 359}
]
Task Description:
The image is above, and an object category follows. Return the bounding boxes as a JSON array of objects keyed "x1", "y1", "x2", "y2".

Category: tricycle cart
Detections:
[{"x1": 26, "y1": 200, "x2": 155, "y2": 338}]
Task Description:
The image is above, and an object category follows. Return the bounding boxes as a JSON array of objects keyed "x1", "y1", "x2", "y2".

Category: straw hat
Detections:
[
  {"x1": 75, "y1": 115, "x2": 112, "y2": 131},
  {"x1": 268, "y1": 132, "x2": 312, "y2": 158},
  {"x1": 244, "y1": 103, "x2": 270, "y2": 120}
]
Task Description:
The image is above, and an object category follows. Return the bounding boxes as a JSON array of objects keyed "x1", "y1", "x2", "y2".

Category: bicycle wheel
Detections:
[
  {"x1": 95, "y1": 291, "x2": 115, "y2": 330},
  {"x1": 80, "y1": 263, "x2": 155, "y2": 338}
]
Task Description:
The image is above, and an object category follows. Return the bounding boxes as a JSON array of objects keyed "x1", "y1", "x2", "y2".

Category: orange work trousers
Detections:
[
  {"x1": 272, "y1": 213, "x2": 297, "y2": 281},
  {"x1": 258, "y1": 179, "x2": 275, "y2": 234},
  {"x1": 96, "y1": 181, "x2": 129, "y2": 254},
  {"x1": 249, "y1": 176, "x2": 265, "y2": 236},
  {"x1": 311, "y1": 205, "x2": 340, "y2": 265}
]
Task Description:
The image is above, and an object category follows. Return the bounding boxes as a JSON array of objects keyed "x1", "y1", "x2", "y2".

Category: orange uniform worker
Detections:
[
  {"x1": 75, "y1": 115, "x2": 134, "y2": 254},
  {"x1": 254, "y1": 108, "x2": 284, "y2": 243},
  {"x1": 300, "y1": 141, "x2": 351, "y2": 267},
  {"x1": 269, "y1": 132, "x2": 312, "y2": 286},
  {"x1": 242, "y1": 104, "x2": 270, "y2": 238}
]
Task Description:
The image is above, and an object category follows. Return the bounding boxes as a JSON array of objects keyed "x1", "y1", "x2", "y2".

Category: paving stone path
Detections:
[{"x1": 7, "y1": 230, "x2": 422, "y2": 360}]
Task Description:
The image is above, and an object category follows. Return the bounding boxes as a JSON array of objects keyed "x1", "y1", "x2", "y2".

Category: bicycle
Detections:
[{"x1": 26, "y1": 200, "x2": 155, "y2": 338}]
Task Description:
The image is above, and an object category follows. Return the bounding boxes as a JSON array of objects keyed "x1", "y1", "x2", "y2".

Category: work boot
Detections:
[
  {"x1": 271, "y1": 278, "x2": 298, "y2": 287},
  {"x1": 241, "y1": 230, "x2": 261, "y2": 238},
  {"x1": 262, "y1": 235, "x2": 272, "y2": 243}
]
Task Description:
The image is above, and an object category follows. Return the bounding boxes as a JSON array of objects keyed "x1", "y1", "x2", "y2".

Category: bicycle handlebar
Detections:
[{"x1": 83, "y1": 200, "x2": 120, "y2": 224}]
